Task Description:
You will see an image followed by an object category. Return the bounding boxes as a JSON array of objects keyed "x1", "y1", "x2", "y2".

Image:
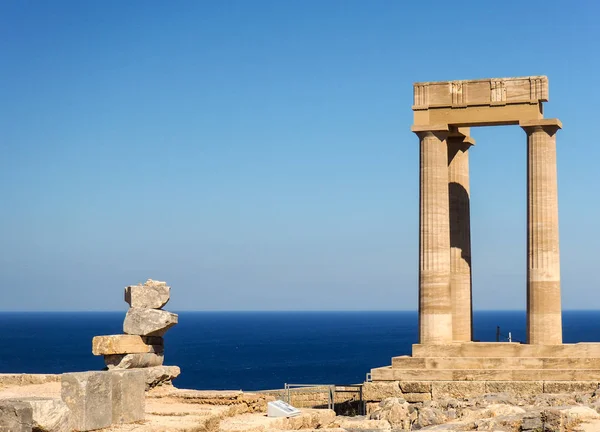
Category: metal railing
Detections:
[
  {"x1": 284, "y1": 383, "x2": 335, "y2": 410},
  {"x1": 283, "y1": 383, "x2": 365, "y2": 415}
]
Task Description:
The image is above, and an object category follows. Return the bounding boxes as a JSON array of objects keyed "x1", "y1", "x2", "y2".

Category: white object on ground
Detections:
[{"x1": 267, "y1": 400, "x2": 301, "y2": 417}]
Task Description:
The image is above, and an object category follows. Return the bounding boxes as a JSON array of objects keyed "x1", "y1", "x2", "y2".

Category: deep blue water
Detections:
[{"x1": 1, "y1": 311, "x2": 600, "y2": 391}]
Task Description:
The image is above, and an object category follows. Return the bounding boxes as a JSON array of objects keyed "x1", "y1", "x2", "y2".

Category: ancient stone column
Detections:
[
  {"x1": 447, "y1": 135, "x2": 473, "y2": 342},
  {"x1": 522, "y1": 119, "x2": 563, "y2": 345},
  {"x1": 414, "y1": 126, "x2": 452, "y2": 344}
]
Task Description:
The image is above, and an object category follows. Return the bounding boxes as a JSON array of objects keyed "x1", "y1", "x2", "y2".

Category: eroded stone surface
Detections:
[
  {"x1": 11, "y1": 397, "x2": 72, "y2": 432},
  {"x1": 110, "y1": 369, "x2": 145, "y2": 424},
  {"x1": 125, "y1": 280, "x2": 170, "y2": 309},
  {"x1": 105, "y1": 353, "x2": 164, "y2": 369},
  {"x1": 0, "y1": 400, "x2": 33, "y2": 432},
  {"x1": 399, "y1": 381, "x2": 431, "y2": 394},
  {"x1": 369, "y1": 398, "x2": 414, "y2": 430},
  {"x1": 332, "y1": 416, "x2": 390, "y2": 430},
  {"x1": 123, "y1": 308, "x2": 178, "y2": 337},
  {"x1": 362, "y1": 381, "x2": 402, "y2": 401},
  {"x1": 143, "y1": 365, "x2": 181, "y2": 389},
  {"x1": 92, "y1": 335, "x2": 163, "y2": 355},
  {"x1": 61, "y1": 371, "x2": 112, "y2": 431}
]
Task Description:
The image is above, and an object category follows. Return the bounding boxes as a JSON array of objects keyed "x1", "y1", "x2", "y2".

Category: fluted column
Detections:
[
  {"x1": 448, "y1": 136, "x2": 473, "y2": 342},
  {"x1": 522, "y1": 119, "x2": 563, "y2": 345},
  {"x1": 414, "y1": 125, "x2": 452, "y2": 344}
]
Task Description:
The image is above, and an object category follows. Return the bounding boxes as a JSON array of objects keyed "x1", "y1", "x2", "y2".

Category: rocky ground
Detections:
[{"x1": 4, "y1": 378, "x2": 600, "y2": 431}]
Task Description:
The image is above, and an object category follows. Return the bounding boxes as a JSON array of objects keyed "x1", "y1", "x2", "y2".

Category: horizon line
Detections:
[{"x1": 1, "y1": 309, "x2": 600, "y2": 313}]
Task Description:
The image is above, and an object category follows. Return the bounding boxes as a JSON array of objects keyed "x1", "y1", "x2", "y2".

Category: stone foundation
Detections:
[
  {"x1": 371, "y1": 342, "x2": 600, "y2": 382},
  {"x1": 362, "y1": 380, "x2": 600, "y2": 413}
]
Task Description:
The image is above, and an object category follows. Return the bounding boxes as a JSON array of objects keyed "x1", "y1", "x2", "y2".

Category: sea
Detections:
[{"x1": 1, "y1": 311, "x2": 600, "y2": 391}]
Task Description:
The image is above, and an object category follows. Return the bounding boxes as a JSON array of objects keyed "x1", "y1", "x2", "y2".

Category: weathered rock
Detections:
[
  {"x1": 0, "y1": 374, "x2": 61, "y2": 387},
  {"x1": 123, "y1": 308, "x2": 178, "y2": 337},
  {"x1": 486, "y1": 403, "x2": 526, "y2": 417},
  {"x1": 414, "y1": 406, "x2": 448, "y2": 429},
  {"x1": 144, "y1": 365, "x2": 181, "y2": 389},
  {"x1": 399, "y1": 381, "x2": 431, "y2": 394},
  {"x1": 110, "y1": 369, "x2": 145, "y2": 424},
  {"x1": 544, "y1": 381, "x2": 599, "y2": 394},
  {"x1": 474, "y1": 413, "x2": 524, "y2": 431},
  {"x1": 369, "y1": 398, "x2": 414, "y2": 429},
  {"x1": 362, "y1": 381, "x2": 402, "y2": 401},
  {"x1": 92, "y1": 334, "x2": 163, "y2": 355},
  {"x1": 531, "y1": 392, "x2": 578, "y2": 407},
  {"x1": 125, "y1": 279, "x2": 170, "y2": 309},
  {"x1": 219, "y1": 409, "x2": 336, "y2": 431},
  {"x1": 287, "y1": 408, "x2": 337, "y2": 429},
  {"x1": 559, "y1": 405, "x2": 600, "y2": 421},
  {"x1": 403, "y1": 392, "x2": 432, "y2": 403},
  {"x1": 334, "y1": 416, "x2": 391, "y2": 430},
  {"x1": 61, "y1": 371, "x2": 112, "y2": 431},
  {"x1": 105, "y1": 352, "x2": 164, "y2": 369},
  {"x1": 0, "y1": 400, "x2": 33, "y2": 432},
  {"x1": 366, "y1": 402, "x2": 381, "y2": 415},
  {"x1": 11, "y1": 397, "x2": 72, "y2": 432},
  {"x1": 521, "y1": 414, "x2": 543, "y2": 431},
  {"x1": 431, "y1": 381, "x2": 485, "y2": 399},
  {"x1": 485, "y1": 381, "x2": 543, "y2": 396}
]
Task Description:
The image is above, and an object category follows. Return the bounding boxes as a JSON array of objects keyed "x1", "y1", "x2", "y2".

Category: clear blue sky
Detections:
[{"x1": 1, "y1": 0, "x2": 599, "y2": 311}]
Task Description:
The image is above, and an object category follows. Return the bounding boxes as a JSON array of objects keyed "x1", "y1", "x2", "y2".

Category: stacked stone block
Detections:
[
  {"x1": 60, "y1": 370, "x2": 146, "y2": 431},
  {"x1": 92, "y1": 279, "x2": 180, "y2": 388}
]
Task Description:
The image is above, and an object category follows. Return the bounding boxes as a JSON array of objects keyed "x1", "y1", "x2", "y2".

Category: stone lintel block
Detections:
[
  {"x1": 61, "y1": 371, "x2": 112, "y2": 431},
  {"x1": 403, "y1": 392, "x2": 432, "y2": 403},
  {"x1": 0, "y1": 400, "x2": 33, "y2": 432},
  {"x1": 123, "y1": 308, "x2": 178, "y2": 337},
  {"x1": 92, "y1": 335, "x2": 163, "y2": 355},
  {"x1": 399, "y1": 381, "x2": 432, "y2": 394},
  {"x1": 125, "y1": 279, "x2": 170, "y2": 309},
  {"x1": 413, "y1": 76, "x2": 548, "y2": 110},
  {"x1": 431, "y1": 381, "x2": 486, "y2": 399},
  {"x1": 362, "y1": 381, "x2": 402, "y2": 401},
  {"x1": 110, "y1": 370, "x2": 145, "y2": 424},
  {"x1": 105, "y1": 353, "x2": 164, "y2": 369},
  {"x1": 485, "y1": 381, "x2": 543, "y2": 396},
  {"x1": 544, "y1": 381, "x2": 599, "y2": 394}
]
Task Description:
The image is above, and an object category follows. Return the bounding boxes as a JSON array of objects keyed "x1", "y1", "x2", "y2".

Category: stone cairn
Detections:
[{"x1": 92, "y1": 279, "x2": 180, "y2": 388}]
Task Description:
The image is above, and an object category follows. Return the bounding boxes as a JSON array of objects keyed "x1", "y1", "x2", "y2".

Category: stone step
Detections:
[
  {"x1": 371, "y1": 366, "x2": 600, "y2": 381},
  {"x1": 411, "y1": 342, "x2": 600, "y2": 358},
  {"x1": 391, "y1": 356, "x2": 600, "y2": 370}
]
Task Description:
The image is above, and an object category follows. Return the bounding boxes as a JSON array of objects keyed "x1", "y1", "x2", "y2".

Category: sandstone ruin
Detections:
[
  {"x1": 367, "y1": 76, "x2": 600, "y2": 402},
  {"x1": 3, "y1": 77, "x2": 600, "y2": 431}
]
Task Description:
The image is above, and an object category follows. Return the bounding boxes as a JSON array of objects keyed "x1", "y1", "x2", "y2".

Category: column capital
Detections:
[
  {"x1": 520, "y1": 118, "x2": 562, "y2": 135},
  {"x1": 411, "y1": 124, "x2": 450, "y2": 140}
]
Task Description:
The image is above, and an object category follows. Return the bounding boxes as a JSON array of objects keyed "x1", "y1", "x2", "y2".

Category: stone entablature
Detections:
[
  {"x1": 413, "y1": 75, "x2": 548, "y2": 126},
  {"x1": 413, "y1": 76, "x2": 548, "y2": 110}
]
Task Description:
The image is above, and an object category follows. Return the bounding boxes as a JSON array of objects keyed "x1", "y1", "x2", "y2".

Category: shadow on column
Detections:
[{"x1": 448, "y1": 182, "x2": 472, "y2": 264}]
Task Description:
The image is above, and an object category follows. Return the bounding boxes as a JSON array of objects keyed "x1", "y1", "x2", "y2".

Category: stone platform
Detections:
[{"x1": 371, "y1": 342, "x2": 600, "y2": 382}]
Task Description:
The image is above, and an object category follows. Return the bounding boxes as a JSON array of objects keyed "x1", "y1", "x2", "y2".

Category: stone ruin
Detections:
[
  {"x1": 92, "y1": 279, "x2": 180, "y2": 388},
  {"x1": 0, "y1": 279, "x2": 181, "y2": 432}
]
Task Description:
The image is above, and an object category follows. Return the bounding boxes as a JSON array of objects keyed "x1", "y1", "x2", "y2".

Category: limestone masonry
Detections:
[
  {"x1": 4, "y1": 76, "x2": 600, "y2": 431},
  {"x1": 369, "y1": 76, "x2": 600, "y2": 402}
]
